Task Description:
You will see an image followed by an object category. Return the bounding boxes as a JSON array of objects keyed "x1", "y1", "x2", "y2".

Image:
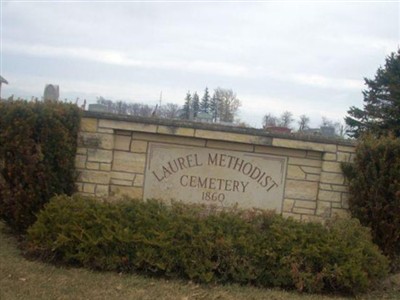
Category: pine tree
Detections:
[
  {"x1": 181, "y1": 91, "x2": 191, "y2": 120},
  {"x1": 345, "y1": 49, "x2": 400, "y2": 138},
  {"x1": 192, "y1": 92, "x2": 200, "y2": 118},
  {"x1": 209, "y1": 94, "x2": 219, "y2": 122},
  {"x1": 200, "y1": 87, "x2": 210, "y2": 113}
]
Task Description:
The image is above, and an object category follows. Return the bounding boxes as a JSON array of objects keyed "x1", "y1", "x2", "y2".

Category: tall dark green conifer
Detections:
[
  {"x1": 200, "y1": 87, "x2": 210, "y2": 113},
  {"x1": 345, "y1": 49, "x2": 400, "y2": 138},
  {"x1": 209, "y1": 94, "x2": 219, "y2": 122},
  {"x1": 181, "y1": 91, "x2": 191, "y2": 120},
  {"x1": 192, "y1": 92, "x2": 200, "y2": 118}
]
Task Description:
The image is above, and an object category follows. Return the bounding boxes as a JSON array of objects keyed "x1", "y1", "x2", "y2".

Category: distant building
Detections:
[
  {"x1": 195, "y1": 112, "x2": 213, "y2": 123},
  {"x1": 0, "y1": 75, "x2": 8, "y2": 99},
  {"x1": 301, "y1": 128, "x2": 321, "y2": 136},
  {"x1": 301, "y1": 126, "x2": 336, "y2": 137},
  {"x1": 88, "y1": 103, "x2": 108, "y2": 113},
  {"x1": 43, "y1": 84, "x2": 59, "y2": 101},
  {"x1": 320, "y1": 126, "x2": 336, "y2": 137}
]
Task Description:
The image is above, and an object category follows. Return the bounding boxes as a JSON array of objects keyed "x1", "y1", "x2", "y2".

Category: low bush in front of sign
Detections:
[{"x1": 27, "y1": 194, "x2": 389, "y2": 295}]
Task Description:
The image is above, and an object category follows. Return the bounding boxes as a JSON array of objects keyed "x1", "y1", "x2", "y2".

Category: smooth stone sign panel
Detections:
[{"x1": 144, "y1": 143, "x2": 287, "y2": 212}]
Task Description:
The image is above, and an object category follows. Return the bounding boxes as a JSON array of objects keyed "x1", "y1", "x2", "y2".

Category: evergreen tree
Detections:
[
  {"x1": 181, "y1": 91, "x2": 192, "y2": 120},
  {"x1": 209, "y1": 93, "x2": 219, "y2": 122},
  {"x1": 192, "y1": 92, "x2": 200, "y2": 118},
  {"x1": 345, "y1": 49, "x2": 400, "y2": 138},
  {"x1": 200, "y1": 87, "x2": 210, "y2": 113}
]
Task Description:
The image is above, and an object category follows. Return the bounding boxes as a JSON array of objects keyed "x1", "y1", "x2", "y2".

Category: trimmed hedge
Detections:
[
  {"x1": 0, "y1": 100, "x2": 81, "y2": 233},
  {"x1": 27, "y1": 195, "x2": 389, "y2": 295},
  {"x1": 342, "y1": 134, "x2": 400, "y2": 269}
]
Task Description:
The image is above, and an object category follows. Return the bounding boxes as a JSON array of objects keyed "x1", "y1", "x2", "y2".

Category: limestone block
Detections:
[
  {"x1": 287, "y1": 165, "x2": 306, "y2": 180},
  {"x1": 331, "y1": 202, "x2": 342, "y2": 208},
  {"x1": 195, "y1": 129, "x2": 272, "y2": 145},
  {"x1": 282, "y1": 212, "x2": 301, "y2": 220},
  {"x1": 110, "y1": 171, "x2": 135, "y2": 181},
  {"x1": 306, "y1": 174, "x2": 320, "y2": 181},
  {"x1": 288, "y1": 157, "x2": 322, "y2": 167},
  {"x1": 86, "y1": 162, "x2": 100, "y2": 170},
  {"x1": 130, "y1": 140, "x2": 148, "y2": 153},
  {"x1": 306, "y1": 151, "x2": 322, "y2": 159},
  {"x1": 322, "y1": 152, "x2": 337, "y2": 161},
  {"x1": 157, "y1": 125, "x2": 195, "y2": 137},
  {"x1": 272, "y1": 138, "x2": 337, "y2": 153},
  {"x1": 80, "y1": 118, "x2": 98, "y2": 132},
  {"x1": 207, "y1": 140, "x2": 254, "y2": 152},
  {"x1": 99, "y1": 119, "x2": 157, "y2": 133},
  {"x1": 331, "y1": 185, "x2": 348, "y2": 192},
  {"x1": 322, "y1": 161, "x2": 342, "y2": 173},
  {"x1": 97, "y1": 128, "x2": 114, "y2": 134},
  {"x1": 316, "y1": 201, "x2": 331, "y2": 218},
  {"x1": 301, "y1": 215, "x2": 324, "y2": 223},
  {"x1": 283, "y1": 199, "x2": 295, "y2": 212},
  {"x1": 76, "y1": 182, "x2": 84, "y2": 192},
  {"x1": 110, "y1": 186, "x2": 143, "y2": 199},
  {"x1": 75, "y1": 155, "x2": 86, "y2": 169},
  {"x1": 110, "y1": 179, "x2": 133, "y2": 186},
  {"x1": 341, "y1": 195, "x2": 349, "y2": 209},
  {"x1": 96, "y1": 185, "x2": 109, "y2": 197},
  {"x1": 100, "y1": 163, "x2": 111, "y2": 171},
  {"x1": 131, "y1": 132, "x2": 205, "y2": 147},
  {"x1": 112, "y1": 151, "x2": 145, "y2": 173},
  {"x1": 337, "y1": 145, "x2": 356, "y2": 153},
  {"x1": 341, "y1": 192, "x2": 350, "y2": 202},
  {"x1": 320, "y1": 172, "x2": 344, "y2": 185},
  {"x1": 83, "y1": 183, "x2": 96, "y2": 193},
  {"x1": 79, "y1": 132, "x2": 113, "y2": 150},
  {"x1": 87, "y1": 149, "x2": 113, "y2": 163},
  {"x1": 292, "y1": 207, "x2": 315, "y2": 215},
  {"x1": 134, "y1": 174, "x2": 144, "y2": 187},
  {"x1": 285, "y1": 180, "x2": 318, "y2": 200},
  {"x1": 337, "y1": 152, "x2": 351, "y2": 163},
  {"x1": 319, "y1": 183, "x2": 332, "y2": 190},
  {"x1": 79, "y1": 170, "x2": 110, "y2": 184},
  {"x1": 294, "y1": 200, "x2": 317, "y2": 209},
  {"x1": 331, "y1": 208, "x2": 351, "y2": 219},
  {"x1": 77, "y1": 147, "x2": 87, "y2": 155},
  {"x1": 254, "y1": 146, "x2": 306, "y2": 158},
  {"x1": 115, "y1": 130, "x2": 132, "y2": 136},
  {"x1": 318, "y1": 190, "x2": 341, "y2": 202},
  {"x1": 301, "y1": 166, "x2": 321, "y2": 175},
  {"x1": 114, "y1": 135, "x2": 131, "y2": 151}
]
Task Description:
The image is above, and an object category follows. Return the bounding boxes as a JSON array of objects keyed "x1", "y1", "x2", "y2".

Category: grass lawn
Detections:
[{"x1": 1, "y1": 222, "x2": 398, "y2": 300}]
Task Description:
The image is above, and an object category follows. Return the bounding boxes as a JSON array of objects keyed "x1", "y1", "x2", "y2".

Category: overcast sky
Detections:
[{"x1": 1, "y1": 0, "x2": 399, "y2": 128}]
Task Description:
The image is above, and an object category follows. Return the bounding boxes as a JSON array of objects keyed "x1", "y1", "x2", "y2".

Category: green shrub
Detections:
[
  {"x1": 0, "y1": 100, "x2": 81, "y2": 233},
  {"x1": 342, "y1": 134, "x2": 400, "y2": 268},
  {"x1": 27, "y1": 195, "x2": 389, "y2": 295}
]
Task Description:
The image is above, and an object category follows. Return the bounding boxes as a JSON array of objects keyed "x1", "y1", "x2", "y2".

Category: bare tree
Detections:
[
  {"x1": 298, "y1": 114, "x2": 310, "y2": 131},
  {"x1": 262, "y1": 113, "x2": 278, "y2": 128},
  {"x1": 279, "y1": 111, "x2": 294, "y2": 128},
  {"x1": 159, "y1": 103, "x2": 180, "y2": 119},
  {"x1": 213, "y1": 88, "x2": 241, "y2": 123}
]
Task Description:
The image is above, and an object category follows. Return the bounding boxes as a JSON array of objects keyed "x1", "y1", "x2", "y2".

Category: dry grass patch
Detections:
[{"x1": 0, "y1": 222, "x2": 398, "y2": 300}]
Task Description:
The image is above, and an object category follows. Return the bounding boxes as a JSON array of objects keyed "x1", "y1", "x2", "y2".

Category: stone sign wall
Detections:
[{"x1": 75, "y1": 112, "x2": 356, "y2": 222}]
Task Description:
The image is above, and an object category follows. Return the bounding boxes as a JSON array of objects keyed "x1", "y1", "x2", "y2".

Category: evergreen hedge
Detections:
[
  {"x1": 27, "y1": 195, "x2": 389, "y2": 295},
  {"x1": 342, "y1": 134, "x2": 400, "y2": 269},
  {"x1": 0, "y1": 100, "x2": 81, "y2": 233}
]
